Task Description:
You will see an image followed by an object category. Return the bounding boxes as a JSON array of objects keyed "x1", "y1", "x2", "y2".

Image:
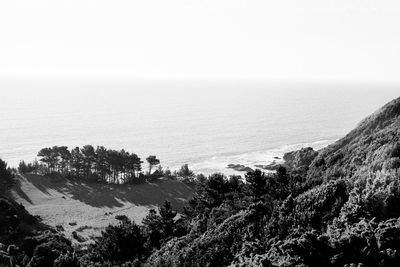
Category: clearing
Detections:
[{"x1": 10, "y1": 174, "x2": 194, "y2": 245}]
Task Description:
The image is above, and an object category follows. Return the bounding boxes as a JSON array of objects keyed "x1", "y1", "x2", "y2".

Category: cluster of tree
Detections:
[
  {"x1": 18, "y1": 146, "x2": 166, "y2": 184},
  {"x1": 17, "y1": 160, "x2": 39, "y2": 175},
  {"x1": 18, "y1": 146, "x2": 202, "y2": 185}
]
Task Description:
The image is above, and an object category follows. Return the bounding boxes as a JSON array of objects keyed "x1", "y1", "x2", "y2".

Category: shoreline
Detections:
[{"x1": 176, "y1": 139, "x2": 337, "y2": 176}]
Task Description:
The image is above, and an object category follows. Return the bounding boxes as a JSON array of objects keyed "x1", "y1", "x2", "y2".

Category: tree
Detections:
[
  {"x1": 245, "y1": 169, "x2": 267, "y2": 198},
  {"x1": 93, "y1": 219, "x2": 145, "y2": 264},
  {"x1": 94, "y1": 146, "x2": 110, "y2": 182},
  {"x1": 142, "y1": 209, "x2": 163, "y2": 249},
  {"x1": 70, "y1": 147, "x2": 84, "y2": 178},
  {"x1": 0, "y1": 158, "x2": 14, "y2": 195},
  {"x1": 107, "y1": 149, "x2": 121, "y2": 183},
  {"x1": 18, "y1": 159, "x2": 40, "y2": 174},
  {"x1": 56, "y1": 146, "x2": 71, "y2": 175},
  {"x1": 38, "y1": 147, "x2": 59, "y2": 173},
  {"x1": 203, "y1": 173, "x2": 229, "y2": 207},
  {"x1": 159, "y1": 200, "x2": 177, "y2": 238},
  {"x1": 176, "y1": 164, "x2": 194, "y2": 181},
  {"x1": 81, "y1": 145, "x2": 96, "y2": 177},
  {"x1": 146, "y1": 156, "x2": 160, "y2": 175}
]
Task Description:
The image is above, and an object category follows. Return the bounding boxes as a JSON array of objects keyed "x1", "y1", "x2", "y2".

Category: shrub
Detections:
[
  {"x1": 92, "y1": 219, "x2": 145, "y2": 264},
  {"x1": 0, "y1": 158, "x2": 14, "y2": 195},
  {"x1": 18, "y1": 160, "x2": 39, "y2": 174},
  {"x1": 54, "y1": 251, "x2": 81, "y2": 267},
  {"x1": 176, "y1": 164, "x2": 195, "y2": 182},
  {"x1": 27, "y1": 234, "x2": 72, "y2": 267},
  {"x1": 390, "y1": 143, "x2": 400, "y2": 158},
  {"x1": 339, "y1": 170, "x2": 400, "y2": 223}
]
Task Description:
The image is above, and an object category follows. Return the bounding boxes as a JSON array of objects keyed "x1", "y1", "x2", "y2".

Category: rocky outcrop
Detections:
[
  {"x1": 283, "y1": 147, "x2": 318, "y2": 169},
  {"x1": 255, "y1": 161, "x2": 282, "y2": 171},
  {"x1": 227, "y1": 164, "x2": 254, "y2": 173}
]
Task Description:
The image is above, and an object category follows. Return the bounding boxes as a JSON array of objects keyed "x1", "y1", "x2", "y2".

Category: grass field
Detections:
[{"x1": 10, "y1": 174, "x2": 194, "y2": 245}]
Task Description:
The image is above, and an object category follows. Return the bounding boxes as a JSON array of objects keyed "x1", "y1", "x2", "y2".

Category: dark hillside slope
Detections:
[
  {"x1": 0, "y1": 196, "x2": 44, "y2": 245},
  {"x1": 0, "y1": 196, "x2": 75, "y2": 267},
  {"x1": 307, "y1": 96, "x2": 400, "y2": 182}
]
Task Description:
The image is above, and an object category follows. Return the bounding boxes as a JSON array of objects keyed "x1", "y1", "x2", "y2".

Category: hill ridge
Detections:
[{"x1": 306, "y1": 96, "x2": 400, "y2": 182}]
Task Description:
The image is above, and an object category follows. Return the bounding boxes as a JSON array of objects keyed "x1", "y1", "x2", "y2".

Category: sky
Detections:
[{"x1": 0, "y1": 0, "x2": 400, "y2": 83}]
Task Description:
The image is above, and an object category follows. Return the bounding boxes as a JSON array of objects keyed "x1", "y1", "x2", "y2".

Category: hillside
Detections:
[
  {"x1": 306, "y1": 96, "x2": 400, "y2": 182},
  {"x1": 0, "y1": 196, "x2": 47, "y2": 245},
  {"x1": 10, "y1": 174, "x2": 194, "y2": 244}
]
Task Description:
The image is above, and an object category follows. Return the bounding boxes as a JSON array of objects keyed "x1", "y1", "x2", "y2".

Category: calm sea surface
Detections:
[{"x1": 1, "y1": 80, "x2": 399, "y2": 174}]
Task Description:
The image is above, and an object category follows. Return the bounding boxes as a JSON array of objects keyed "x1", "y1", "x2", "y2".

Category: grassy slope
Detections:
[{"x1": 10, "y1": 174, "x2": 194, "y2": 244}]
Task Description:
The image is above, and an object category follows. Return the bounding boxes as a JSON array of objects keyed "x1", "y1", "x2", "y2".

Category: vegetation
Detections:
[
  {"x1": 307, "y1": 97, "x2": 400, "y2": 184},
  {"x1": 18, "y1": 146, "x2": 199, "y2": 185},
  {"x1": 0, "y1": 158, "x2": 14, "y2": 195},
  {"x1": 18, "y1": 146, "x2": 169, "y2": 184},
  {"x1": 146, "y1": 156, "x2": 160, "y2": 175},
  {"x1": 176, "y1": 164, "x2": 195, "y2": 182},
  {"x1": 1, "y1": 96, "x2": 400, "y2": 266},
  {"x1": 34, "y1": 145, "x2": 144, "y2": 183},
  {"x1": 18, "y1": 160, "x2": 40, "y2": 175}
]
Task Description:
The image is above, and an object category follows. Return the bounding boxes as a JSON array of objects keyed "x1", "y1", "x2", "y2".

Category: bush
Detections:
[
  {"x1": 0, "y1": 158, "x2": 14, "y2": 195},
  {"x1": 326, "y1": 218, "x2": 400, "y2": 266},
  {"x1": 92, "y1": 219, "x2": 145, "y2": 264},
  {"x1": 27, "y1": 233, "x2": 72, "y2": 267},
  {"x1": 54, "y1": 251, "x2": 81, "y2": 267},
  {"x1": 267, "y1": 180, "x2": 349, "y2": 238},
  {"x1": 176, "y1": 164, "x2": 195, "y2": 182},
  {"x1": 390, "y1": 143, "x2": 400, "y2": 158},
  {"x1": 339, "y1": 170, "x2": 400, "y2": 223},
  {"x1": 18, "y1": 160, "x2": 39, "y2": 174}
]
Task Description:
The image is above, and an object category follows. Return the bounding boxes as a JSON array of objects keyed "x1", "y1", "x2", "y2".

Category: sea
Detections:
[{"x1": 1, "y1": 78, "x2": 399, "y2": 175}]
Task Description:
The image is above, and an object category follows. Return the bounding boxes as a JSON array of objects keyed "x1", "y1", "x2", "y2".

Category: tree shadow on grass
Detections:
[
  {"x1": 64, "y1": 179, "x2": 195, "y2": 211},
  {"x1": 12, "y1": 176, "x2": 33, "y2": 204},
  {"x1": 20, "y1": 174, "x2": 194, "y2": 211},
  {"x1": 19, "y1": 174, "x2": 56, "y2": 195}
]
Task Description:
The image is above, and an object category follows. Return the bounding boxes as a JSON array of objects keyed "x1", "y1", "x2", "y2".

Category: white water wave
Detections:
[{"x1": 188, "y1": 139, "x2": 336, "y2": 176}]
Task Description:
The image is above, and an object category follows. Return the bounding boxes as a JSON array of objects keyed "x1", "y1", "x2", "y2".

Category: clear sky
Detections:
[{"x1": 0, "y1": 0, "x2": 399, "y2": 83}]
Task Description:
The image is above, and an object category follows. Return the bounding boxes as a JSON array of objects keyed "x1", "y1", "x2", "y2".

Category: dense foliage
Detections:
[
  {"x1": 34, "y1": 145, "x2": 144, "y2": 183},
  {"x1": 0, "y1": 158, "x2": 14, "y2": 195},
  {"x1": 18, "y1": 146, "x2": 174, "y2": 184},
  {"x1": 19, "y1": 146, "x2": 199, "y2": 185},
  {"x1": 307, "y1": 97, "x2": 400, "y2": 184}
]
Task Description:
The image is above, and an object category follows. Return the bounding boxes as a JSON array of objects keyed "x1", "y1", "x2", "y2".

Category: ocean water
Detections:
[{"x1": 1, "y1": 79, "x2": 399, "y2": 175}]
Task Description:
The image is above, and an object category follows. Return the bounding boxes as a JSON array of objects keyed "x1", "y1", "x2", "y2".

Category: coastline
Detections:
[{"x1": 186, "y1": 139, "x2": 336, "y2": 176}]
